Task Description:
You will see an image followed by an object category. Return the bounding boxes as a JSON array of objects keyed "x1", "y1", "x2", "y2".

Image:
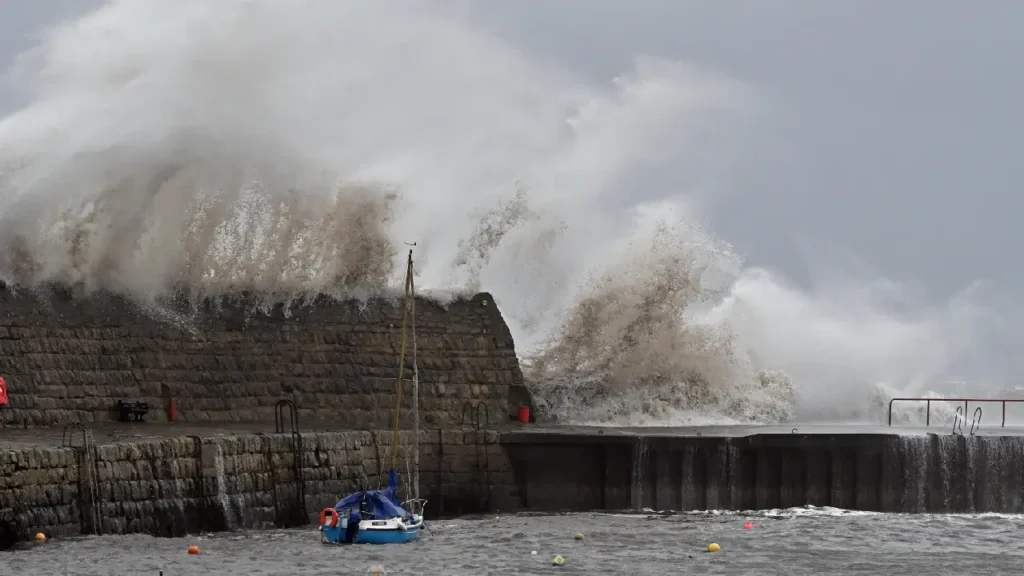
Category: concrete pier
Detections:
[{"x1": 500, "y1": 424, "x2": 1024, "y2": 514}]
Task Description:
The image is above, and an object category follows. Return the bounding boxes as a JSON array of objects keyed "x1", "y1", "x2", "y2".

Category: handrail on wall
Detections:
[{"x1": 888, "y1": 397, "x2": 1024, "y2": 428}]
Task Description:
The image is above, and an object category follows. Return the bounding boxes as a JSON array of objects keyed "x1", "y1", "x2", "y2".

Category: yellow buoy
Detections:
[
  {"x1": 187, "y1": 545, "x2": 200, "y2": 555},
  {"x1": 34, "y1": 533, "x2": 46, "y2": 543},
  {"x1": 708, "y1": 543, "x2": 721, "y2": 553},
  {"x1": 552, "y1": 554, "x2": 566, "y2": 566},
  {"x1": 573, "y1": 532, "x2": 584, "y2": 540}
]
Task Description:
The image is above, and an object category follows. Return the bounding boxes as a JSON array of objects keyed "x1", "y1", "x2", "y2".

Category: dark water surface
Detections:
[{"x1": 3, "y1": 508, "x2": 1021, "y2": 575}]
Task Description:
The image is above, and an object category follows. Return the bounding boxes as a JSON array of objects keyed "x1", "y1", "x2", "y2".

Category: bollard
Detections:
[{"x1": 517, "y1": 406, "x2": 530, "y2": 424}]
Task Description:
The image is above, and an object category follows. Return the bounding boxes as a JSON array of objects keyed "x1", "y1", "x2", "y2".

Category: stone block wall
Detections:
[
  {"x1": 0, "y1": 428, "x2": 518, "y2": 548},
  {"x1": 0, "y1": 447, "x2": 79, "y2": 542},
  {"x1": 0, "y1": 284, "x2": 522, "y2": 427}
]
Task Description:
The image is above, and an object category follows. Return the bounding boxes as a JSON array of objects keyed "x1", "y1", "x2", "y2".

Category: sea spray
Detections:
[
  {"x1": 523, "y1": 214, "x2": 797, "y2": 423},
  {"x1": 0, "y1": 0, "x2": 1006, "y2": 426}
]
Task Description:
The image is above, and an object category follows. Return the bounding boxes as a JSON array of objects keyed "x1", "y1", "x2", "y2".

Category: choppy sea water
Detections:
[{"x1": 3, "y1": 508, "x2": 1022, "y2": 575}]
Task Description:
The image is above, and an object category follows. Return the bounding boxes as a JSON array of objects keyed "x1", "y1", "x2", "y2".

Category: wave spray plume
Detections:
[{"x1": 0, "y1": 0, "x2": 1008, "y2": 425}]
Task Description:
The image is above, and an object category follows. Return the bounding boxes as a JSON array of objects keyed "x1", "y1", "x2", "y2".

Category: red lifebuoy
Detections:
[
  {"x1": 0, "y1": 377, "x2": 8, "y2": 407},
  {"x1": 320, "y1": 508, "x2": 339, "y2": 528}
]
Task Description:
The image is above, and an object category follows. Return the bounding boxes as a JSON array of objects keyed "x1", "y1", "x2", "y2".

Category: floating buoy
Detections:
[
  {"x1": 34, "y1": 533, "x2": 46, "y2": 543},
  {"x1": 187, "y1": 545, "x2": 200, "y2": 555},
  {"x1": 367, "y1": 565, "x2": 386, "y2": 575},
  {"x1": 552, "y1": 555, "x2": 565, "y2": 566},
  {"x1": 573, "y1": 532, "x2": 584, "y2": 540},
  {"x1": 743, "y1": 521, "x2": 753, "y2": 530},
  {"x1": 531, "y1": 551, "x2": 538, "y2": 555},
  {"x1": 708, "y1": 543, "x2": 721, "y2": 553}
]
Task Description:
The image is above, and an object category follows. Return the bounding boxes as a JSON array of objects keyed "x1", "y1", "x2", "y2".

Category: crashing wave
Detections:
[{"x1": 0, "y1": 0, "x2": 1007, "y2": 426}]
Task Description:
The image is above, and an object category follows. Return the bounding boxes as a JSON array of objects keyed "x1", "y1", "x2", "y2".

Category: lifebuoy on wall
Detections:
[
  {"x1": 0, "y1": 377, "x2": 8, "y2": 407},
  {"x1": 320, "y1": 508, "x2": 339, "y2": 528}
]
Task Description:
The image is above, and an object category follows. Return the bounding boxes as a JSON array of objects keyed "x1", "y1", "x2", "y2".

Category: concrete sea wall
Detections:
[
  {"x1": 0, "y1": 285, "x2": 525, "y2": 427},
  {"x1": 502, "y1": 430, "x2": 1024, "y2": 514},
  {"x1": 0, "y1": 428, "x2": 516, "y2": 548}
]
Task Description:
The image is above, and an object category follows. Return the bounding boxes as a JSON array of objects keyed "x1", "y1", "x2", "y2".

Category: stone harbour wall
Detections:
[
  {"x1": 0, "y1": 284, "x2": 523, "y2": 427},
  {"x1": 16, "y1": 425, "x2": 1024, "y2": 549},
  {"x1": 0, "y1": 428, "x2": 517, "y2": 549}
]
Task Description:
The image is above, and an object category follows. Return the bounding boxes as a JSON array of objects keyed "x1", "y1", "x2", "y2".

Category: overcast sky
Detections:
[{"x1": 2, "y1": 0, "x2": 1022, "y2": 304}]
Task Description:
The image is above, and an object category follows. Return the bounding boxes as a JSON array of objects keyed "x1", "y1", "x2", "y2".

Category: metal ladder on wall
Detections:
[
  {"x1": 274, "y1": 399, "x2": 306, "y2": 527},
  {"x1": 952, "y1": 406, "x2": 982, "y2": 436},
  {"x1": 461, "y1": 401, "x2": 490, "y2": 512},
  {"x1": 62, "y1": 424, "x2": 100, "y2": 535}
]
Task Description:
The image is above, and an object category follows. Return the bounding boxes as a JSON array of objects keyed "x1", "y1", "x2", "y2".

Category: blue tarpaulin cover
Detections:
[{"x1": 333, "y1": 470, "x2": 408, "y2": 520}]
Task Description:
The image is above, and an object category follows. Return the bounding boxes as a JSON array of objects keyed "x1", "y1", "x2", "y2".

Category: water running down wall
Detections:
[{"x1": 502, "y1": 431, "x2": 1024, "y2": 514}]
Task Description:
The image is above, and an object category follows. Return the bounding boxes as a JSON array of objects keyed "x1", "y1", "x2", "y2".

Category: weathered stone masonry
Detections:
[
  {"x1": 0, "y1": 429, "x2": 517, "y2": 548},
  {"x1": 0, "y1": 285, "x2": 523, "y2": 427}
]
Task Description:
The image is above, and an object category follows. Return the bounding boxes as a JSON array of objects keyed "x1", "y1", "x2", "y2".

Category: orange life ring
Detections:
[{"x1": 320, "y1": 508, "x2": 339, "y2": 528}]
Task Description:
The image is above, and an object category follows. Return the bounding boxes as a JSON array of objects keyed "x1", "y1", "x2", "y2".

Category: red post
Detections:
[{"x1": 168, "y1": 398, "x2": 176, "y2": 422}]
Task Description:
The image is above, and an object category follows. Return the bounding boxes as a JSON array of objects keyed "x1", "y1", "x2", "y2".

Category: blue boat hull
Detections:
[
  {"x1": 322, "y1": 471, "x2": 426, "y2": 545},
  {"x1": 321, "y1": 524, "x2": 420, "y2": 545}
]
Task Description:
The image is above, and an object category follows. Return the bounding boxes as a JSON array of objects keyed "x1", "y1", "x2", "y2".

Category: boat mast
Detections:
[
  {"x1": 390, "y1": 250, "x2": 414, "y2": 477},
  {"x1": 410, "y1": 258, "x2": 420, "y2": 500}
]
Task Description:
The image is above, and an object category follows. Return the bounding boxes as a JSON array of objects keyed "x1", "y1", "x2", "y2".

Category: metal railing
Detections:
[{"x1": 888, "y1": 397, "x2": 1024, "y2": 427}]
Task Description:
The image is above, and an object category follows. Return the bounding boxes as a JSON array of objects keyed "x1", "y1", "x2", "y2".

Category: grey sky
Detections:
[{"x1": 2, "y1": 0, "x2": 1021, "y2": 303}]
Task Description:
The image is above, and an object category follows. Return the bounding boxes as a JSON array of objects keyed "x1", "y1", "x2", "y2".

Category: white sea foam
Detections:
[{"x1": 0, "y1": 0, "x2": 1009, "y2": 425}]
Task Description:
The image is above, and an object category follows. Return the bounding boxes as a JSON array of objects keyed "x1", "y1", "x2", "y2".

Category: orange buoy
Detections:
[
  {"x1": 187, "y1": 545, "x2": 200, "y2": 555},
  {"x1": 34, "y1": 532, "x2": 46, "y2": 542},
  {"x1": 743, "y1": 521, "x2": 753, "y2": 530}
]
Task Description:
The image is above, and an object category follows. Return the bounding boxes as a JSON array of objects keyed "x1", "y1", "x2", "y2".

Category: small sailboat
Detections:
[
  {"x1": 319, "y1": 471, "x2": 425, "y2": 544},
  {"x1": 319, "y1": 249, "x2": 426, "y2": 545}
]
